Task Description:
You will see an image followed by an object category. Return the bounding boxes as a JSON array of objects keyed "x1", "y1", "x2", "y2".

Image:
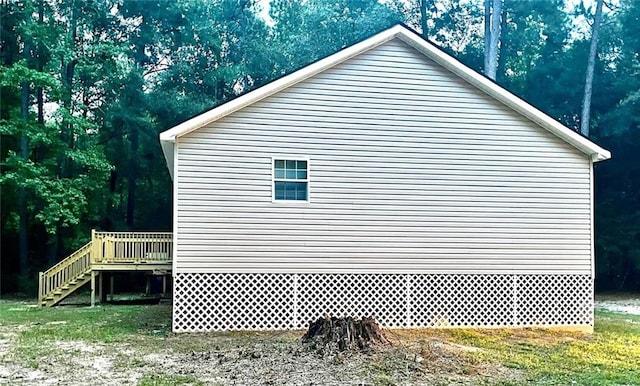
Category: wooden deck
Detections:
[{"x1": 38, "y1": 230, "x2": 172, "y2": 307}]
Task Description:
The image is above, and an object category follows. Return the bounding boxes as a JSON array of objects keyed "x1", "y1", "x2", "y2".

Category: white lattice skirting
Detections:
[{"x1": 172, "y1": 273, "x2": 593, "y2": 332}]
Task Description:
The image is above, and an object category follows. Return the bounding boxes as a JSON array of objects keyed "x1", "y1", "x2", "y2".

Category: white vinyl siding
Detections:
[{"x1": 174, "y1": 38, "x2": 592, "y2": 275}]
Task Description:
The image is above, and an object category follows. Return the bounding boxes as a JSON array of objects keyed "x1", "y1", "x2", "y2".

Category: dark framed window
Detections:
[{"x1": 273, "y1": 159, "x2": 308, "y2": 201}]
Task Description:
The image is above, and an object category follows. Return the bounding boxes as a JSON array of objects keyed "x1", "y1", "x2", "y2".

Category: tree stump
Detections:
[{"x1": 301, "y1": 316, "x2": 391, "y2": 353}]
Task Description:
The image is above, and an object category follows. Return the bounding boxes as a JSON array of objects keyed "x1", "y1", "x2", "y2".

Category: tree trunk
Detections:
[
  {"x1": 580, "y1": 0, "x2": 604, "y2": 137},
  {"x1": 126, "y1": 125, "x2": 138, "y2": 228},
  {"x1": 302, "y1": 316, "x2": 391, "y2": 353},
  {"x1": 18, "y1": 31, "x2": 31, "y2": 288},
  {"x1": 483, "y1": 0, "x2": 491, "y2": 73},
  {"x1": 420, "y1": 0, "x2": 429, "y2": 38},
  {"x1": 34, "y1": 0, "x2": 45, "y2": 167},
  {"x1": 496, "y1": 5, "x2": 508, "y2": 79},
  {"x1": 19, "y1": 81, "x2": 29, "y2": 286},
  {"x1": 59, "y1": 3, "x2": 77, "y2": 178},
  {"x1": 36, "y1": 0, "x2": 44, "y2": 126},
  {"x1": 486, "y1": 0, "x2": 502, "y2": 80}
]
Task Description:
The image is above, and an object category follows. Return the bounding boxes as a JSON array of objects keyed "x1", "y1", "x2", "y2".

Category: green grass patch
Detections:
[
  {"x1": 436, "y1": 311, "x2": 640, "y2": 385},
  {"x1": 2, "y1": 299, "x2": 639, "y2": 385},
  {"x1": 138, "y1": 373, "x2": 204, "y2": 386},
  {"x1": 0, "y1": 301, "x2": 171, "y2": 365},
  {"x1": 0, "y1": 302, "x2": 171, "y2": 342}
]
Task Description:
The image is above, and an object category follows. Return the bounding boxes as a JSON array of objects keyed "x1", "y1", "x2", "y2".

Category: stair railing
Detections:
[
  {"x1": 38, "y1": 230, "x2": 173, "y2": 306},
  {"x1": 38, "y1": 241, "x2": 93, "y2": 305}
]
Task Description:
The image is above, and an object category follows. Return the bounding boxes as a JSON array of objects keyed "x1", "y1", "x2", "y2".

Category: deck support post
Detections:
[
  {"x1": 162, "y1": 275, "x2": 167, "y2": 295},
  {"x1": 145, "y1": 275, "x2": 151, "y2": 295},
  {"x1": 110, "y1": 273, "x2": 114, "y2": 301},
  {"x1": 100, "y1": 273, "x2": 110, "y2": 303},
  {"x1": 90, "y1": 271, "x2": 97, "y2": 307},
  {"x1": 99, "y1": 272, "x2": 104, "y2": 303}
]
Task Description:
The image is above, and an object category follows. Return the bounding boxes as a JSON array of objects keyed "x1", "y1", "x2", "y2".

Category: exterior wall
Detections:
[{"x1": 174, "y1": 38, "x2": 592, "y2": 276}]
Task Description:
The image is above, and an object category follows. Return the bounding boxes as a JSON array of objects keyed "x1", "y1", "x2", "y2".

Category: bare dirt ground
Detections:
[
  {"x1": 0, "y1": 333, "x2": 515, "y2": 386},
  {"x1": 4, "y1": 295, "x2": 639, "y2": 385},
  {"x1": 0, "y1": 313, "x2": 516, "y2": 385}
]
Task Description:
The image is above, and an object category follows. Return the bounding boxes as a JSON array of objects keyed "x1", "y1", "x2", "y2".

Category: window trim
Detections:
[{"x1": 271, "y1": 156, "x2": 310, "y2": 203}]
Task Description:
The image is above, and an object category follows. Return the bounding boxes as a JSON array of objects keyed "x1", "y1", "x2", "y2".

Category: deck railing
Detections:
[
  {"x1": 39, "y1": 230, "x2": 173, "y2": 306},
  {"x1": 39, "y1": 241, "x2": 92, "y2": 304},
  {"x1": 92, "y1": 230, "x2": 173, "y2": 263}
]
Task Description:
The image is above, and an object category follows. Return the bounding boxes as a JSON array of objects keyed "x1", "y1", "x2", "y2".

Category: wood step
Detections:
[{"x1": 41, "y1": 269, "x2": 93, "y2": 307}]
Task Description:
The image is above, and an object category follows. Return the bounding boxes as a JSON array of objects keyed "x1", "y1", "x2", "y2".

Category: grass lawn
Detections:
[
  {"x1": 424, "y1": 311, "x2": 640, "y2": 385},
  {"x1": 0, "y1": 298, "x2": 639, "y2": 385}
]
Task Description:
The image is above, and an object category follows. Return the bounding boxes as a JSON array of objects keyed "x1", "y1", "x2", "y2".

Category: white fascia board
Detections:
[{"x1": 395, "y1": 30, "x2": 611, "y2": 162}]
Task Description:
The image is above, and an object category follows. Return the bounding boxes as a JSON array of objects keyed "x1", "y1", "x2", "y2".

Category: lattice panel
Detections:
[
  {"x1": 173, "y1": 273, "x2": 296, "y2": 331},
  {"x1": 172, "y1": 273, "x2": 593, "y2": 332},
  {"x1": 296, "y1": 274, "x2": 407, "y2": 328},
  {"x1": 516, "y1": 275, "x2": 593, "y2": 326},
  {"x1": 410, "y1": 274, "x2": 514, "y2": 327}
]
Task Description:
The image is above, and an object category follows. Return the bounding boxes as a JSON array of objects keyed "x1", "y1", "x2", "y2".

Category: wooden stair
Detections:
[{"x1": 39, "y1": 242, "x2": 92, "y2": 307}]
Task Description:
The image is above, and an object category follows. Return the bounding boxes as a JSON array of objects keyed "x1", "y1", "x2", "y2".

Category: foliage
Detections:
[
  {"x1": 1, "y1": 0, "x2": 639, "y2": 292},
  {"x1": 592, "y1": 1, "x2": 640, "y2": 291}
]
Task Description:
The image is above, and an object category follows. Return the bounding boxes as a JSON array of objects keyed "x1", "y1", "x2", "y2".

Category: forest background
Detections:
[{"x1": 1, "y1": 0, "x2": 638, "y2": 294}]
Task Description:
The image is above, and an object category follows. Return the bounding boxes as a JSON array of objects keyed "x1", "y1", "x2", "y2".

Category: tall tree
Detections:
[
  {"x1": 484, "y1": 0, "x2": 502, "y2": 80},
  {"x1": 269, "y1": 0, "x2": 404, "y2": 76},
  {"x1": 410, "y1": 0, "x2": 483, "y2": 61},
  {"x1": 497, "y1": 0, "x2": 575, "y2": 119},
  {"x1": 592, "y1": 0, "x2": 640, "y2": 291},
  {"x1": 483, "y1": 0, "x2": 491, "y2": 72},
  {"x1": 1, "y1": 0, "x2": 115, "y2": 290},
  {"x1": 18, "y1": 7, "x2": 32, "y2": 287},
  {"x1": 2, "y1": 0, "x2": 639, "y2": 294},
  {"x1": 420, "y1": 0, "x2": 431, "y2": 38},
  {"x1": 580, "y1": 0, "x2": 604, "y2": 136}
]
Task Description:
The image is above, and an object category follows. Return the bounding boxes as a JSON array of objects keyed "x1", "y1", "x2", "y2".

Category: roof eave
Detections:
[
  {"x1": 159, "y1": 24, "x2": 611, "y2": 165},
  {"x1": 160, "y1": 137, "x2": 175, "y2": 180}
]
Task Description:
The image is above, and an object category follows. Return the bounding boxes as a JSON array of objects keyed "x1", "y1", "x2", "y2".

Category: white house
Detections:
[{"x1": 160, "y1": 25, "x2": 610, "y2": 332}]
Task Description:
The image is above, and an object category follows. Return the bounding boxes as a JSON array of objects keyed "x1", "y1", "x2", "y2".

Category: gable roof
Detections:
[{"x1": 160, "y1": 24, "x2": 610, "y2": 176}]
